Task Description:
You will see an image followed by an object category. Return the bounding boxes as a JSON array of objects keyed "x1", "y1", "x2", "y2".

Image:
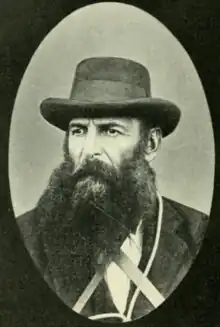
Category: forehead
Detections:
[{"x1": 69, "y1": 117, "x2": 140, "y2": 127}]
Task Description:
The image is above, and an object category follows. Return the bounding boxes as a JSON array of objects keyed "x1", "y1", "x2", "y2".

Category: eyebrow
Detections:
[
  {"x1": 69, "y1": 121, "x2": 89, "y2": 128},
  {"x1": 94, "y1": 118, "x2": 131, "y2": 127},
  {"x1": 98, "y1": 122, "x2": 127, "y2": 128},
  {"x1": 69, "y1": 119, "x2": 130, "y2": 131}
]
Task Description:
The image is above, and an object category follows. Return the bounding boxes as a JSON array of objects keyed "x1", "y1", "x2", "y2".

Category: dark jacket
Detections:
[{"x1": 16, "y1": 197, "x2": 208, "y2": 321}]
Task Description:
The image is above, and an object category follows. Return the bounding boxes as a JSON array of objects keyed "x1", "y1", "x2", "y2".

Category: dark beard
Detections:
[{"x1": 34, "y1": 143, "x2": 158, "y2": 307}]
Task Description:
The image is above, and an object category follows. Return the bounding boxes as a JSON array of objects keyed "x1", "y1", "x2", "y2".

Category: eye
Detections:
[
  {"x1": 100, "y1": 125, "x2": 123, "y2": 137},
  {"x1": 106, "y1": 128, "x2": 122, "y2": 137},
  {"x1": 70, "y1": 126, "x2": 86, "y2": 136}
]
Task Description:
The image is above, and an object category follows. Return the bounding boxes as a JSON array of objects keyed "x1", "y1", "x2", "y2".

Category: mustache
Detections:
[{"x1": 71, "y1": 158, "x2": 120, "y2": 186}]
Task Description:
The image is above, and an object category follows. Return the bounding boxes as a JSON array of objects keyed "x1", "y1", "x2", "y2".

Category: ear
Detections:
[{"x1": 144, "y1": 128, "x2": 162, "y2": 162}]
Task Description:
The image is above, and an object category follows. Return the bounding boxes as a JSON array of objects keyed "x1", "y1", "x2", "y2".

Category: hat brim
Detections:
[{"x1": 40, "y1": 97, "x2": 181, "y2": 137}]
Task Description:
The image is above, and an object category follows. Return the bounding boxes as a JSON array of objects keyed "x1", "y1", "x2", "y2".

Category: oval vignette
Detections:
[{"x1": 8, "y1": 2, "x2": 214, "y2": 324}]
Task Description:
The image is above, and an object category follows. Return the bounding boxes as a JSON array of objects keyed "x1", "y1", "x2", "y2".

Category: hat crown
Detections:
[{"x1": 70, "y1": 57, "x2": 151, "y2": 102}]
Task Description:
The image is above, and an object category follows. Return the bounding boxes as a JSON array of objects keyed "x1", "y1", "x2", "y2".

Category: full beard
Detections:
[{"x1": 33, "y1": 143, "x2": 158, "y2": 307}]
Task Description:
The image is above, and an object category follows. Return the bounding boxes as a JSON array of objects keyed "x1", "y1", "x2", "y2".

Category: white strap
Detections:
[
  {"x1": 72, "y1": 261, "x2": 110, "y2": 313},
  {"x1": 72, "y1": 249, "x2": 164, "y2": 314},
  {"x1": 115, "y1": 250, "x2": 165, "y2": 308}
]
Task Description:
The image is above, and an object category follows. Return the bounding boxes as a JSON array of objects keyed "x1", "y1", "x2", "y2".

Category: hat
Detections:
[{"x1": 40, "y1": 57, "x2": 181, "y2": 137}]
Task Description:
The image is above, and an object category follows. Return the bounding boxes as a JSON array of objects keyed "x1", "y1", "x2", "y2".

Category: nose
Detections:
[{"x1": 81, "y1": 126, "x2": 102, "y2": 161}]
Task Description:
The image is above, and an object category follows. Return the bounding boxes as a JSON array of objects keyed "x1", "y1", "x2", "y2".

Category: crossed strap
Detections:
[{"x1": 72, "y1": 249, "x2": 165, "y2": 317}]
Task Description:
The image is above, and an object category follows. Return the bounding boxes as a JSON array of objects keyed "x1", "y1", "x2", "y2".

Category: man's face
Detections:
[{"x1": 68, "y1": 118, "x2": 142, "y2": 171}]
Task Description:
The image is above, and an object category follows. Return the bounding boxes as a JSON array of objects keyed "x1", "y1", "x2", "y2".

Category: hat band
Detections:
[{"x1": 70, "y1": 80, "x2": 148, "y2": 102}]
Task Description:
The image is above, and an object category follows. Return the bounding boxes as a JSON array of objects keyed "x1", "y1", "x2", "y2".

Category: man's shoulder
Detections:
[
  {"x1": 162, "y1": 196, "x2": 209, "y2": 252},
  {"x1": 16, "y1": 208, "x2": 48, "y2": 273},
  {"x1": 162, "y1": 196, "x2": 208, "y2": 220},
  {"x1": 16, "y1": 208, "x2": 37, "y2": 240},
  {"x1": 17, "y1": 208, "x2": 35, "y2": 221},
  {"x1": 162, "y1": 196, "x2": 209, "y2": 227}
]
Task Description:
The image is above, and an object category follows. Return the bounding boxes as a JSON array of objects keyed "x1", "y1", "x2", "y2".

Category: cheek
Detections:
[
  {"x1": 107, "y1": 141, "x2": 138, "y2": 166},
  {"x1": 68, "y1": 139, "x2": 83, "y2": 164}
]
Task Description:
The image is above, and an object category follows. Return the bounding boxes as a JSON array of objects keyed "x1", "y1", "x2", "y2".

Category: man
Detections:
[{"x1": 17, "y1": 57, "x2": 208, "y2": 323}]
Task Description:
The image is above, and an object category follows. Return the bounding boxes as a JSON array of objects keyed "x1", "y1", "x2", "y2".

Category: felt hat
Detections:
[{"x1": 40, "y1": 57, "x2": 181, "y2": 137}]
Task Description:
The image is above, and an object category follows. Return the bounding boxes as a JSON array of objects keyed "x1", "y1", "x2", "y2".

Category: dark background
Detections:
[{"x1": 0, "y1": 1, "x2": 220, "y2": 327}]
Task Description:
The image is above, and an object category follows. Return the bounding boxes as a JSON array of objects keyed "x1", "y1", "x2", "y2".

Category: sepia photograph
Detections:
[{"x1": 8, "y1": 2, "x2": 215, "y2": 324}]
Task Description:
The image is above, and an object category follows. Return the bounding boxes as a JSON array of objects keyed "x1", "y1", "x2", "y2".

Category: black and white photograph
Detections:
[{"x1": 6, "y1": 2, "x2": 216, "y2": 325}]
